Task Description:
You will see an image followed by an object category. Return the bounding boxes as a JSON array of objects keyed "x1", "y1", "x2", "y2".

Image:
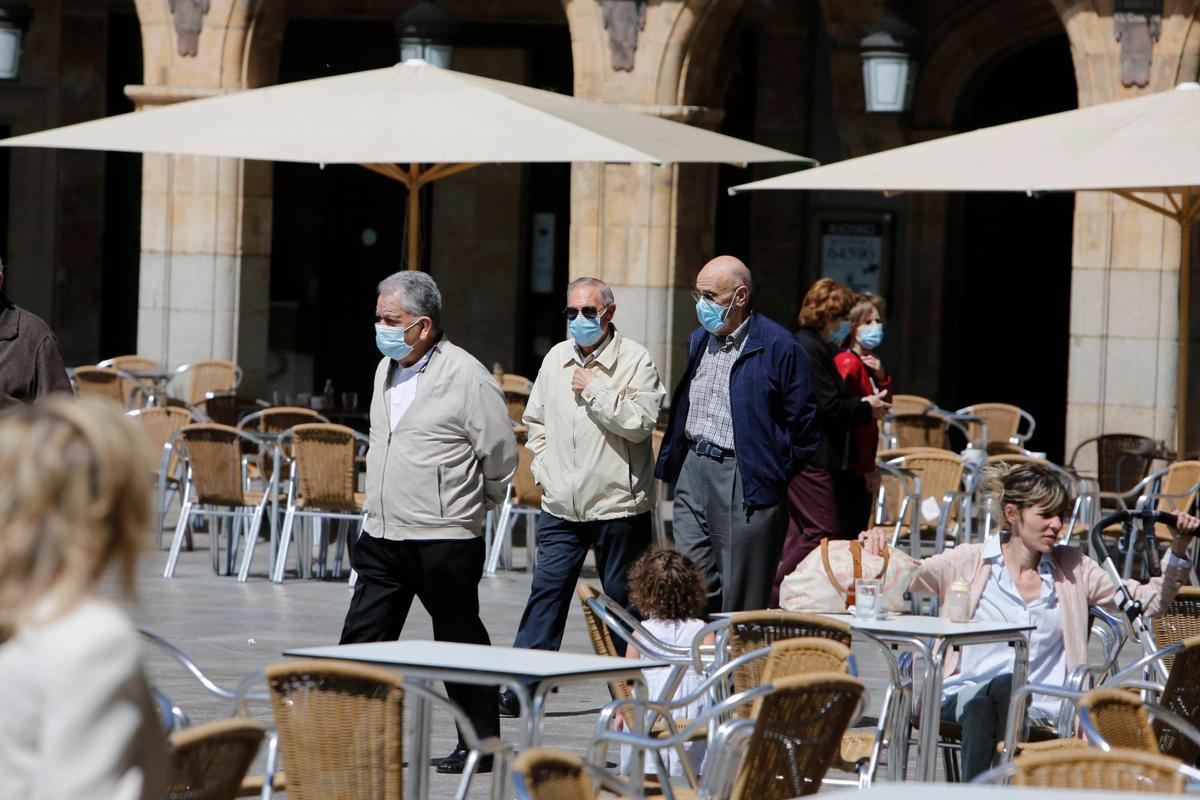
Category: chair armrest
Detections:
[{"x1": 585, "y1": 596, "x2": 692, "y2": 661}]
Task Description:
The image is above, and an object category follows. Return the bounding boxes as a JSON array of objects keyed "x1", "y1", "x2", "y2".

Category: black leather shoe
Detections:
[
  {"x1": 498, "y1": 688, "x2": 521, "y2": 718},
  {"x1": 434, "y1": 745, "x2": 493, "y2": 774}
]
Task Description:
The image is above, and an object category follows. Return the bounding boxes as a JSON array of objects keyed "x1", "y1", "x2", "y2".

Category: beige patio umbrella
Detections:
[
  {"x1": 732, "y1": 81, "x2": 1200, "y2": 454},
  {"x1": 1, "y1": 59, "x2": 809, "y2": 269}
]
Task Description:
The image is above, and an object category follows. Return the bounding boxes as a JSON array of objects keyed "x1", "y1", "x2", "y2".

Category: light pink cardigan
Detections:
[{"x1": 908, "y1": 543, "x2": 1189, "y2": 677}]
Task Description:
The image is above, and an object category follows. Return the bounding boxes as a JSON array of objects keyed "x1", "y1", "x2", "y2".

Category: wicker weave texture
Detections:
[
  {"x1": 1069, "y1": 434, "x2": 1156, "y2": 494},
  {"x1": 292, "y1": 423, "x2": 360, "y2": 512},
  {"x1": 512, "y1": 748, "x2": 590, "y2": 800},
  {"x1": 182, "y1": 361, "x2": 239, "y2": 405},
  {"x1": 137, "y1": 407, "x2": 192, "y2": 475},
  {"x1": 513, "y1": 440, "x2": 542, "y2": 507},
  {"x1": 888, "y1": 413, "x2": 949, "y2": 450},
  {"x1": 180, "y1": 424, "x2": 250, "y2": 506},
  {"x1": 890, "y1": 395, "x2": 934, "y2": 416},
  {"x1": 74, "y1": 366, "x2": 126, "y2": 405},
  {"x1": 1010, "y1": 747, "x2": 1185, "y2": 792},
  {"x1": 576, "y1": 584, "x2": 634, "y2": 724},
  {"x1": 732, "y1": 673, "x2": 863, "y2": 800},
  {"x1": 1155, "y1": 635, "x2": 1200, "y2": 763},
  {"x1": 726, "y1": 612, "x2": 852, "y2": 704},
  {"x1": 167, "y1": 718, "x2": 265, "y2": 800},
  {"x1": 266, "y1": 660, "x2": 404, "y2": 800},
  {"x1": 1083, "y1": 689, "x2": 1158, "y2": 752},
  {"x1": 961, "y1": 403, "x2": 1021, "y2": 446}
]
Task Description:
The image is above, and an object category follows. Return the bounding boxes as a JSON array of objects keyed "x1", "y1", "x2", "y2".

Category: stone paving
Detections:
[{"x1": 115, "y1": 534, "x2": 952, "y2": 797}]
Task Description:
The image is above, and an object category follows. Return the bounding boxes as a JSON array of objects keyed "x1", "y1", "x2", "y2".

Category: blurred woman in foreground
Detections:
[{"x1": 0, "y1": 397, "x2": 166, "y2": 800}]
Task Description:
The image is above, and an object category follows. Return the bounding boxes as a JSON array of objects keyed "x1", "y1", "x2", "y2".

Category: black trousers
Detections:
[
  {"x1": 512, "y1": 511, "x2": 651, "y2": 654},
  {"x1": 341, "y1": 533, "x2": 499, "y2": 742}
]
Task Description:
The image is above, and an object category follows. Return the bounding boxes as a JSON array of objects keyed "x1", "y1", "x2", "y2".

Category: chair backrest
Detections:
[
  {"x1": 1081, "y1": 688, "x2": 1159, "y2": 752},
  {"x1": 576, "y1": 583, "x2": 634, "y2": 712},
  {"x1": 132, "y1": 407, "x2": 193, "y2": 475},
  {"x1": 890, "y1": 394, "x2": 934, "y2": 415},
  {"x1": 1154, "y1": 461, "x2": 1200, "y2": 539},
  {"x1": 167, "y1": 718, "x2": 266, "y2": 800},
  {"x1": 173, "y1": 361, "x2": 242, "y2": 405},
  {"x1": 1069, "y1": 434, "x2": 1157, "y2": 494},
  {"x1": 1007, "y1": 747, "x2": 1185, "y2": 792},
  {"x1": 266, "y1": 659, "x2": 404, "y2": 800},
  {"x1": 99, "y1": 355, "x2": 159, "y2": 407},
  {"x1": 747, "y1": 638, "x2": 853, "y2": 718},
  {"x1": 500, "y1": 373, "x2": 533, "y2": 424},
  {"x1": 512, "y1": 748, "x2": 591, "y2": 800},
  {"x1": 893, "y1": 450, "x2": 966, "y2": 523},
  {"x1": 201, "y1": 393, "x2": 268, "y2": 427},
  {"x1": 73, "y1": 366, "x2": 127, "y2": 405},
  {"x1": 178, "y1": 424, "x2": 251, "y2": 506},
  {"x1": 244, "y1": 406, "x2": 325, "y2": 433},
  {"x1": 731, "y1": 673, "x2": 864, "y2": 800},
  {"x1": 959, "y1": 402, "x2": 1025, "y2": 447},
  {"x1": 292, "y1": 423, "x2": 360, "y2": 512},
  {"x1": 1155, "y1": 634, "x2": 1200, "y2": 763},
  {"x1": 1153, "y1": 593, "x2": 1200, "y2": 666},
  {"x1": 886, "y1": 412, "x2": 950, "y2": 450},
  {"x1": 513, "y1": 439, "x2": 543, "y2": 508},
  {"x1": 725, "y1": 611, "x2": 852, "y2": 701}
]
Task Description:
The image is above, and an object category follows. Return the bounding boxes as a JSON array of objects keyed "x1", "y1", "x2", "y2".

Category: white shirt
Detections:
[{"x1": 387, "y1": 347, "x2": 435, "y2": 427}]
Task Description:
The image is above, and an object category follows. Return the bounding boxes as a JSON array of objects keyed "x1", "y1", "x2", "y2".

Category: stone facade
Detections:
[{"x1": 3, "y1": 0, "x2": 1199, "y2": 459}]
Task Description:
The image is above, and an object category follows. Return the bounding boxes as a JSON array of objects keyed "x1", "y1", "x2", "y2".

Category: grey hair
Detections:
[
  {"x1": 377, "y1": 271, "x2": 442, "y2": 327},
  {"x1": 566, "y1": 276, "x2": 615, "y2": 306}
]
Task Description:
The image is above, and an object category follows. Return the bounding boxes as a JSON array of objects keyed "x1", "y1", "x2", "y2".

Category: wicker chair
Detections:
[
  {"x1": 266, "y1": 660, "x2": 404, "y2": 800},
  {"x1": 878, "y1": 449, "x2": 972, "y2": 555},
  {"x1": 890, "y1": 394, "x2": 935, "y2": 415},
  {"x1": 956, "y1": 402, "x2": 1036, "y2": 454},
  {"x1": 513, "y1": 749, "x2": 597, "y2": 800},
  {"x1": 577, "y1": 583, "x2": 637, "y2": 718},
  {"x1": 198, "y1": 392, "x2": 269, "y2": 426},
  {"x1": 129, "y1": 406, "x2": 196, "y2": 549},
  {"x1": 975, "y1": 747, "x2": 1191, "y2": 791},
  {"x1": 593, "y1": 673, "x2": 865, "y2": 800},
  {"x1": 72, "y1": 365, "x2": 130, "y2": 406},
  {"x1": 164, "y1": 424, "x2": 269, "y2": 579},
  {"x1": 169, "y1": 361, "x2": 244, "y2": 406},
  {"x1": 882, "y1": 411, "x2": 951, "y2": 450},
  {"x1": 269, "y1": 423, "x2": 367, "y2": 583},
  {"x1": 498, "y1": 372, "x2": 533, "y2": 425},
  {"x1": 1069, "y1": 433, "x2": 1158, "y2": 496},
  {"x1": 99, "y1": 354, "x2": 159, "y2": 407},
  {"x1": 486, "y1": 429, "x2": 541, "y2": 574},
  {"x1": 718, "y1": 611, "x2": 852, "y2": 702},
  {"x1": 167, "y1": 718, "x2": 266, "y2": 800}
]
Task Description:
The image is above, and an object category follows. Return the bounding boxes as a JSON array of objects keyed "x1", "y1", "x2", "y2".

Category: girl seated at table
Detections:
[
  {"x1": 625, "y1": 548, "x2": 713, "y2": 777},
  {"x1": 857, "y1": 462, "x2": 1199, "y2": 781}
]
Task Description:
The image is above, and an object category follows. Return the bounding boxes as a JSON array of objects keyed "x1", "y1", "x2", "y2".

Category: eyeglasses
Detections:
[
  {"x1": 691, "y1": 289, "x2": 735, "y2": 304},
  {"x1": 562, "y1": 305, "x2": 608, "y2": 321}
]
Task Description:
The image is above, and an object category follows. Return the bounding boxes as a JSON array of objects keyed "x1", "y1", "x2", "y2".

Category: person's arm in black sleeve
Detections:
[
  {"x1": 798, "y1": 334, "x2": 871, "y2": 427},
  {"x1": 783, "y1": 339, "x2": 819, "y2": 467}
]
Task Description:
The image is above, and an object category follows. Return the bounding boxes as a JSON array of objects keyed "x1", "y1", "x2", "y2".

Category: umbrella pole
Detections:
[
  {"x1": 1180, "y1": 188, "x2": 1195, "y2": 458},
  {"x1": 407, "y1": 165, "x2": 421, "y2": 270}
]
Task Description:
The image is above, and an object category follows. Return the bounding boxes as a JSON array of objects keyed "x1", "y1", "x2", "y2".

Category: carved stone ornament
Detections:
[
  {"x1": 169, "y1": 0, "x2": 210, "y2": 57},
  {"x1": 1114, "y1": 0, "x2": 1162, "y2": 88},
  {"x1": 601, "y1": 0, "x2": 646, "y2": 72}
]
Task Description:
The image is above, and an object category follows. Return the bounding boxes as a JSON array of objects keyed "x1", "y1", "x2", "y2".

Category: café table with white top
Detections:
[
  {"x1": 822, "y1": 613, "x2": 1034, "y2": 782},
  {"x1": 828, "y1": 782, "x2": 1167, "y2": 799},
  {"x1": 283, "y1": 639, "x2": 663, "y2": 799}
]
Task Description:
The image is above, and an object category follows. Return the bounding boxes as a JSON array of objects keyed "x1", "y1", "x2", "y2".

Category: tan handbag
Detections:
[{"x1": 778, "y1": 538, "x2": 919, "y2": 613}]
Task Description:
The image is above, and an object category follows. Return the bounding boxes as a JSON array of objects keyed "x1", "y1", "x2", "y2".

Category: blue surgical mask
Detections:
[
  {"x1": 857, "y1": 322, "x2": 884, "y2": 350},
  {"x1": 696, "y1": 297, "x2": 732, "y2": 335},
  {"x1": 568, "y1": 308, "x2": 607, "y2": 347},
  {"x1": 375, "y1": 319, "x2": 421, "y2": 361},
  {"x1": 828, "y1": 319, "x2": 852, "y2": 343}
]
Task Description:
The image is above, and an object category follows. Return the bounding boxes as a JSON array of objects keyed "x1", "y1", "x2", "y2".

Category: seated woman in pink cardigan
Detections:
[{"x1": 858, "y1": 462, "x2": 1199, "y2": 781}]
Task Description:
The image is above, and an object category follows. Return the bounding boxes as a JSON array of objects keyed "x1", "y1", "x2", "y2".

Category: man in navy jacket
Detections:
[{"x1": 656, "y1": 256, "x2": 819, "y2": 612}]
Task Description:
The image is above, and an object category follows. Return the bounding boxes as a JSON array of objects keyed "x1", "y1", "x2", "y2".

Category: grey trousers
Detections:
[{"x1": 671, "y1": 451, "x2": 787, "y2": 612}]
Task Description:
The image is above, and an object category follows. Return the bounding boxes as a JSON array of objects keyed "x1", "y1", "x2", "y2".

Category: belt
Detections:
[{"x1": 690, "y1": 440, "x2": 734, "y2": 462}]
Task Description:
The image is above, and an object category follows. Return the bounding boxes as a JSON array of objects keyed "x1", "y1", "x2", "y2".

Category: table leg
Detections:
[
  {"x1": 1000, "y1": 636, "x2": 1030, "y2": 765},
  {"x1": 409, "y1": 678, "x2": 434, "y2": 800},
  {"x1": 917, "y1": 638, "x2": 942, "y2": 783},
  {"x1": 629, "y1": 678, "x2": 648, "y2": 797}
]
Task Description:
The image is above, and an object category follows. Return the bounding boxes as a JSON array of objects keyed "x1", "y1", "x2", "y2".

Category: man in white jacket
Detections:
[
  {"x1": 499, "y1": 277, "x2": 666, "y2": 716},
  {"x1": 340, "y1": 271, "x2": 517, "y2": 774}
]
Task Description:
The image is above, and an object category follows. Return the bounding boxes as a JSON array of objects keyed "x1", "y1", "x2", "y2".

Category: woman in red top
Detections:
[{"x1": 835, "y1": 294, "x2": 893, "y2": 535}]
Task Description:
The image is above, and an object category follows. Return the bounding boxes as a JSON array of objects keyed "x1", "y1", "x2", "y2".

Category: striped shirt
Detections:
[{"x1": 684, "y1": 314, "x2": 752, "y2": 451}]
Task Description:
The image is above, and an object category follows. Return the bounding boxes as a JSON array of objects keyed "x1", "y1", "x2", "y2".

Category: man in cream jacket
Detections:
[
  {"x1": 340, "y1": 270, "x2": 517, "y2": 774},
  {"x1": 498, "y1": 277, "x2": 666, "y2": 716}
]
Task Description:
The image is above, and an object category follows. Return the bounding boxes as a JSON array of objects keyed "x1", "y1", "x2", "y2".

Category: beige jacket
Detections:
[
  {"x1": 524, "y1": 329, "x2": 666, "y2": 521},
  {"x1": 364, "y1": 338, "x2": 518, "y2": 540}
]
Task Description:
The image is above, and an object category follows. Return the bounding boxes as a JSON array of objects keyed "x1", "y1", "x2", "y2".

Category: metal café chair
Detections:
[
  {"x1": 98, "y1": 354, "x2": 159, "y2": 408},
  {"x1": 268, "y1": 423, "x2": 367, "y2": 583},
  {"x1": 166, "y1": 718, "x2": 265, "y2": 800},
  {"x1": 163, "y1": 424, "x2": 270, "y2": 579},
  {"x1": 168, "y1": 360, "x2": 244, "y2": 405},
  {"x1": 973, "y1": 747, "x2": 1200, "y2": 791},
  {"x1": 956, "y1": 402, "x2": 1037, "y2": 455},
  {"x1": 72, "y1": 365, "x2": 152, "y2": 409},
  {"x1": 486, "y1": 433, "x2": 541, "y2": 575},
  {"x1": 128, "y1": 406, "x2": 197, "y2": 549}
]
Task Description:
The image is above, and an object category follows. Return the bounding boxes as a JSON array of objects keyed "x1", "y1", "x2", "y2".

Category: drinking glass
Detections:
[
  {"x1": 341, "y1": 391, "x2": 359, "y2": 411},
  {"x1": 854, "y1": 578, "x2": 883, "y2": 620}
]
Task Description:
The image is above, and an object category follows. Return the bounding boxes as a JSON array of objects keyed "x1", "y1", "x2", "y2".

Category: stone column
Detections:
[
  {"x1": 1053, "y1": 0, "x2": 1200, "y2": 461},
  {"x1": 560, "y1": 0, "x2": 745, "y2": 387},
  {"x1": 130, "y1": 0, "x2": 283, "y2": 394}
]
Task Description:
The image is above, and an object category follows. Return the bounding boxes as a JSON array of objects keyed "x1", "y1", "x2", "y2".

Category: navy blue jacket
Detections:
[{"x1": 655, "y1": 313, "x2": 820, "y2": 510}]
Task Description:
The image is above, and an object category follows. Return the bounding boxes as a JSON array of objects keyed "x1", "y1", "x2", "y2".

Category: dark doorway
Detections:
[
  {"x1": 942, "y1": 35, "x2": 1077, "y2": 461},
  {"x1": 0, "y1": 124, "x2": 9, "y2": 268},
  {"x1": 100, "y1": 12, "x2": 143, "y2": 357},
  {"x1": 268, "y1": 18, "x2": 571, "y2": 401}
]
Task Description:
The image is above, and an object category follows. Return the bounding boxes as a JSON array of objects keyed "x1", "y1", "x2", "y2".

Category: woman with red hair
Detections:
[{"x1": 769, "y1": 278, "x2": 891, "y2": 607}]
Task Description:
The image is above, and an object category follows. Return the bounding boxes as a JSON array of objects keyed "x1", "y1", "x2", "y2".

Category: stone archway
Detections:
[{"x1": 129, "y1": 0, "x2": 286, "y2": 391}]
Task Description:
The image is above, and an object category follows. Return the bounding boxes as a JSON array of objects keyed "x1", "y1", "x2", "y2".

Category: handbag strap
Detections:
[{"x1": 821, "y1": 538, "x2": 892, "y2": 600}]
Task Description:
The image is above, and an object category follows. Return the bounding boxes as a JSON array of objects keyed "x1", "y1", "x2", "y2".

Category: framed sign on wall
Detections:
[{"x1": 810, "y1": 211, "x2": 892, "y2": 295}]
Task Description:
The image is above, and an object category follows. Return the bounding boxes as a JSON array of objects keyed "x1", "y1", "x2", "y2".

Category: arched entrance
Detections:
[{"x1": 941, "y1": 35, "x2": 1077, "y2": 461}]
